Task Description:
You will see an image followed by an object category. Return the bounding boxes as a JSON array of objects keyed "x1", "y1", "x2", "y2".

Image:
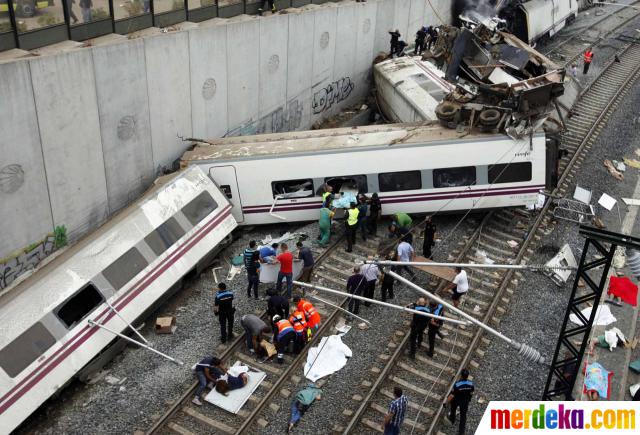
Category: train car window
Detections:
[
  {"x1": 378, "y1": 171, "x2": 422, "y2": 192},
  {"x1": 55, "y1": 283, "x2": 104, "y2": 329},
  {"x1": 102, "y1": 248, "x2": 149, "y2": 292},
  {"x1": 433, "y1": 166, "x2": 477, "y2": 188},
  {"x1": 220, "y1": 185, "x2": 233, "y2": 199},
  {"x1": 145, "y1": 217, "x2": 186, "y2": 256},
  {"x1": 488, "y1": 162, "x2": 532, "y2": 184},
  {"x1": 271, "y1": 179, "x2": 314, "y2": 199},
  {"x1": 323, "y1": 175, "x2": 368, "y2": 194},
  {"x1": 182, "y1": 191, "x2": 219, "y2": 226},
  {"x1": 410, "y1": 73, "x2": 447, "y2": 101},
  {"x1": 0, "y1": 322, "x2": 56, "y2": 378}
]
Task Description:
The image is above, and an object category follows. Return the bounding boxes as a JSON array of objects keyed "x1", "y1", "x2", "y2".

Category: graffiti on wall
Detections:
[
  {"x1": 312, "y1": 77, "x2": 354, "y2": 115},
  {"x1": 227, "y1": 98, "x2": 304, "y2": 137},
  {"x1": 0, "y1": 226, "x2": 67, "y2": 290}
]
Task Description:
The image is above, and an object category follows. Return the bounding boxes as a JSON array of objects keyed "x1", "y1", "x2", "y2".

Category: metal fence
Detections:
[{"x1": 0, "y1": 0, "x2": 327, "y2": 51}]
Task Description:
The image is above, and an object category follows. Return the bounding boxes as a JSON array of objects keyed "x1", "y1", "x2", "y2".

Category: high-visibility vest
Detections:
[
  {"x1": 289, "y1": 311, "x2": 308, "y2": 334},
  {"x1": 298, "y1": 300, "x2": 321, "y2": 327},
  {"x1": 584, "y1": 51, "x2": 593, "y2": 63},
  {"x1": 322, "y1": 191, "x2": 333, "y2": 207},
  {"x1": 275, "y1": 319, "x2": 294, "y2": 336},
  {"x1": 347, "y1": 208, "x2": 359, "y2": 226}
]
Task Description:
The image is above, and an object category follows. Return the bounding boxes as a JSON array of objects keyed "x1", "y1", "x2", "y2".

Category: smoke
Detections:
[{"x1": 457, "y1": 0, "x2": 507, "y2": 23}]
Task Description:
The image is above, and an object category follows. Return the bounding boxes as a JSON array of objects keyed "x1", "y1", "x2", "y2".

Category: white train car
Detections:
[
  {"x1": 502, "y1": 0, "x2": 579, "y2": 45},
  {"x1": 0, "y1": 166, "x2": 236, "y2": 433},
  {"x1": 373, "y1": 56, "x2": 455, "y2": 123},
  {"x1": 182, "y1": 124, "x2": 557, "y2": 226}
]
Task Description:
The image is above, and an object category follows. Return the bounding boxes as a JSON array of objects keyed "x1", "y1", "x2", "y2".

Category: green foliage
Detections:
[
  {"x1": 91, "y1": 8, "x2": 109, "y2": 20},
  {"x1": 37, "y1": 12, "x2": 62, "y2": 27},
  {"x1": 54, "y1": 226, "x2": 68, "y2": 249}
]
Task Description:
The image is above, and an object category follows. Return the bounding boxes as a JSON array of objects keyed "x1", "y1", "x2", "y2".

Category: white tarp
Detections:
[
  {"x1": 304, "y1": 335, "x2": 352, "y2": 382},
  {"x1": 259, "y1": 260, "x2": 304, "y2": 283},
  {"x1": 204, "y1": 361, "x2": 266, "y2": 414},
  {"x1": 569, "y1": 305, "x2": 617, "y2": 326}
]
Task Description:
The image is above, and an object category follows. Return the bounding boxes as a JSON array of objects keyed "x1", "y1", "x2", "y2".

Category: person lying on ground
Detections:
[
  {"x1": 288, "y1": 383, "x2": 322, "y2": 432},
  {"x1": 215, "y1": 372, "x2": 249, "y2": 395}
]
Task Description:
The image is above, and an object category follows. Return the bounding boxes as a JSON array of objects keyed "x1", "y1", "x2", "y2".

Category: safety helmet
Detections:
[{"x1": 272, "y1": 315, "x2": 281, "y2": 323}]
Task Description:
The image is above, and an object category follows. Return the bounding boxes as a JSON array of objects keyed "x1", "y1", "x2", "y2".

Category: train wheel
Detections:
[
  {"x1": 479, "y1": 109, "x2": 500, "y2": 126},
  {"x1": 435, "y1": 102, "x2": 458, "y2": 121}
]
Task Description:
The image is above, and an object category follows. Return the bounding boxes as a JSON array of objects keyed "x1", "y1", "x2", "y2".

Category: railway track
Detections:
[
  {"x1": 341, "y1": 42, "x2": 640, "y2": 435},
  {"x1": 145, "y1": 228, "x2": 387, "y2": 435}
]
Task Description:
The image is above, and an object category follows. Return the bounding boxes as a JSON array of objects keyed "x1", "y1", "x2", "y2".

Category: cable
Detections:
[{"x1": 426, "y1": 0, "x2": 447, "y2": 25}]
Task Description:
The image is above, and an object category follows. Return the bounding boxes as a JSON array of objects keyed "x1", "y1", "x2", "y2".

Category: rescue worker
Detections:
[
  {"x1": 445, "y1": 369, "x2": 474, "y2": 435},
  {"x1": 395, "y1": 40, "x2": 408, "y2": 57},
  {"x1": 360, "y1": 259, "x2": 380, "y2": 306},
  {"x1": 357, "y1": 195, "x2": 369, "y2": 242},
  {"x1": 244, "y1": 240, "x2": 261, "y2": 299},
  {"x1": 214, "y1": 283, "x2": 235, "y2": 343},
  {"x1": 388, "y1": 29, "x2": 401, "y2": 55},
  {"x1": 583, "y1": 47, "x2": 594, "y2": 74},
  {"x1": 274, "y1": 243, "x2": 294, "y2": 298},
  {"x1": 258, "y1": 0, "x2": 276, "y2": 14},
  {"x1": 294, "y1": 296, "x2": 321, "y2": 332},
  {"x1": 297, "y1": 241, "x2": 315, "y2": 284},
  {"x1": 192, "y1": 356, "x2": 225, "y2": 406},
  {"x1": 407, "y1": 297, "x2": 429, "y2": 359},
  {"x1": 426, "y1": 300, "x2": 444, "y2": 357},
  {"x1": 346, "y1": 266, "x2": 367, "y2": 315},
  {"x1": 321, "y1": 184, "x2": 334, "y2": 209},
  {"x1": 273, "y1": 315, "x2": 296, "y2": 364},
  {"x1": 415, "y1": 26, "x2": 427, "y2": 55},
  {"x1": 394, "y1": 212, "x2": 413, "y2": 229},
  {"x1": 422, "y1": 216, "x2": 436, "y2": 259},
  {"x1": 428, "y1": 26, "x2": 438, "y2": 50},
  {"x1": 446, "y1": 266, "x2": 469, "y2": 308},
  {"x1": 289, "y1": 309, "x2": 309, "y2": 353},
  {"x1": 380, "y1": 254, "x2": 397, "y2": 302},
  {"x1": 260, "y1": 242, "x2": 279, "y2": 263},
  {"x1": 267, "y1": 287, "x2": 289, "y2": 320},
  {"x1": 367, "y1": 193, "x2": 382, "y2": 236},
  {"x1": 397, "y1": 235, "x2": 416, "y2": 280},
  {"x1": 317, "y1": 206, "x2": 335, "y2": 247},
  {"x1": 345, "y1": 202, "x2": 359, "y2": 253},
  {"x1": 240, "y1": 314, "x2": 271, "y2": 355}
]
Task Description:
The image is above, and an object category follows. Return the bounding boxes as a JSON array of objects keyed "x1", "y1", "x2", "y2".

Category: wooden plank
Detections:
[
  {"x1": 167, "y1": 422, "x2": 196, "y2": 435},
  {"x1": 182, "y1": 407, "x2": 235, "y2": 434},
  {"x1": 412, "y1": 256, "x2": 456, "y2": 282}
]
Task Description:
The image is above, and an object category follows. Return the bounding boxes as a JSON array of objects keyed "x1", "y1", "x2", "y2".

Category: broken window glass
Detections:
[
  {"x1": 55, "y1": 283, "x2": 105, "y2": 329},
  {"x1": 433, "y1": 166, "x2": 476, "y2": 188},
  {"x1": 323, "y1": 175, "x2": 368, "y2": 195},
  {"x1": 271, "y1": 179, "x2": 314, "y2": 199},
  {"x1": 378, "y1": 171, "x2": 422, "y2": 192}
]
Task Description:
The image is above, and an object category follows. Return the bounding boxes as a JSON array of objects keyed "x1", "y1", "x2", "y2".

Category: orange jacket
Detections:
[
  {"x1": 297, "y1": 300, "x2": 321, "y2": 328},
  {"x1": 275, "y1": 319, "x2": 294, "y2": 335},
  {"x1": 289, "y1": 310, "x2": 308, "y2": 334},
  {"x1": 583, "y1": 51, "x2": 593, "y2": 63}
]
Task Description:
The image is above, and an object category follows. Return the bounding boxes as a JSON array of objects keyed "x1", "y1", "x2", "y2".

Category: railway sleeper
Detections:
[
  {"x1": 474, "y1": 240, "x2": 512, "y2": 259},
  {"x1": 369, "y1": 403, "x2": 427, "y2": 431},
  {"x1": 380, "y1": 388, "x2": 435, "y2": 416},
  {"x1": 392, "y1": 376, "x2": 442, "y2": 400},
  {"x1": 478, "y1": 232, "x2": 517, "y2": 250}
]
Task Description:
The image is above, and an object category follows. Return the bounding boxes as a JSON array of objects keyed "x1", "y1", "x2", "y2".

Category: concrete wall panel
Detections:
[
  {"x1": 92, "y1": 40, "x2": 154, "y2": 214},
  {"x1": 286, "y1": 10, "x2": 315, "y2": 130},
  {"x1": 311, "y1": 6, "x2": 338, "y2": 86},
  {"x1": 30, "y1": 51, "x2": 108, "y2": 240},
  {"x1": 145, "y1": 32, "x2": 192, "y2": 170},
  {"x1": 0, "y1": 61, "x2": 53, "y2": 258},
  {"x1": 226, "y1": 18, "x2": 260, "y2": 133},
  {"x1": 408, "y1": 0, "x2": 425, "y2": 40},
  {"x1": 374, "y1": 0, "x2": 395, "y2": 55},
  {"x1": 393, "y1": 0, "x2": 411, "y2": 43},
  {"x1": 189, "y1": 23, "x2": 229, "y2": 140},
  {"x1": 330, "y1": 3, "x2": 358, "y2": 116},
  {"x1": 353, "y1": 1, "x2": 379, "y2": 101},
  {"x1": 259, "y1": 14, "x2": 289, "y2": 118}
]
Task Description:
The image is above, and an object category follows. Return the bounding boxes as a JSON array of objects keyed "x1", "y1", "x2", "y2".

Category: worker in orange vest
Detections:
[
  {"x1": 294, "y1": 296, "x2": 321, "y2": 332},
  {"x1": 583, "y1": 48, "x2": 594, "y2": 75},
  {"x1": 289, "y1": 310, "x2": 309, "y2": 353},
  {"x1": 273, "y1": 315, "x2": 296, "y2": 364}
]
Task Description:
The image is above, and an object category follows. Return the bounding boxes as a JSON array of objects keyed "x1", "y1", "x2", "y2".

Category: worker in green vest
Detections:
[
  {"x1": 345, "y1": 202, "x2": 359, "y2": 253},
  {"x1": 394, "y1": 212, "x2": 412, "y2": 228},
  {"x1": 317, "y1": 207, "x2": 335, "y2": 247},
  {"x1": 321, "y1": 185, "x2": 334, "y2": 209}
]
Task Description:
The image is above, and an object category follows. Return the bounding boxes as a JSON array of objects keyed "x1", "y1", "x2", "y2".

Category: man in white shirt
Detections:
[
  {"x1": 396, "y1": 236, "x2": 416, "y2": 280},
  {"x1": 446, "y1": 267, "x2": 468, "y2": 308},
  {"x1": 360, "y1": 258, "x2": 381, "y2": 306}
]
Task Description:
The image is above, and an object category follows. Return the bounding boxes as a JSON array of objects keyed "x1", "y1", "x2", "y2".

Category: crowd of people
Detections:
[{"x1": 388, "y1": 25, "x2": 440, "y2": 58}]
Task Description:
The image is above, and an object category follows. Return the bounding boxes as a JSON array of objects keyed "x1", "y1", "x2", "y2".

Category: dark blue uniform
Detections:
[
  {"x1": 427, "y1": 303, "x2": 443, "y2": 357},
  {"x1": 449, "y1": 378, "x2": 474, "y2": 435},
  {"x1": 215, "y1": 289, "x2": 235, "y2": 342},
  {"x1": 409, "y1": 303, "x2": 430, "y2": 356},
  {"x1": 244, "y1": 248, "x2": 260, "y2": 298}
]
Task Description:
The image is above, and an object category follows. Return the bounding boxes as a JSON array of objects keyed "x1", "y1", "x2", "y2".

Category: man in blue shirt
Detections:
[
  {"x1": 214, "y1": 283, "x2": 235, "y2": 343},
  {"x1": 244, "y1": 240, "x2": 261, "y2": 299},
  {"x1": 192, "y1": 356, "x2": 224, "y2": 406},
  {"x1": 259, "y1": 243, "x2": 279, "y2": 263},
  {"x1": 407, "y1": 297, "x2": 429, "y2": 358},
  {"x1": 382, "y1": 386, "x2": 407, "y2": 434},
  {"x1": 427, "y1": 300, "x2": 444, "y2": 358},
  {"x1": 445, "y1": 369, "x2": 474, "y2": 435}
]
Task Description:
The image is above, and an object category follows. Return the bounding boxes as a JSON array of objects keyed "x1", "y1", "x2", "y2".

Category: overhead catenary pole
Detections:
[
  {"x1": 88, "y1": 319, "x2": 184, "y2": 366},
  {"x1": 294, "y1": 281, "x2": 469, "y2": 326},
  {"x1": 387, "y1": 271, "x2": 545, "y2": 364},
  {"x1": 370, "y1": 260, "x2": 576, "y2": 271},
  {"x1": 306, "y1": 294, "x2": 372, "y2": 325}
]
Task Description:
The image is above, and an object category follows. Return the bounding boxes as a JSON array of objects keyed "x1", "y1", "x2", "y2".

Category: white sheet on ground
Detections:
[
  {"x1": 204, "y1": 361, "x2": 265, "y2": 414},
  {"x1": 569, "y1": 305, "x2": 617, "y2": 326},
  {"x1": 304, "y1": 335, "x2": 352, "y2": 382}
]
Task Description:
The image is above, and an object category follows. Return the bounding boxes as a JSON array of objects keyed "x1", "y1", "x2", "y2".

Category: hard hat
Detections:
[{"x1": 272, "y1": 315, "x2": 281, "y2": 323}]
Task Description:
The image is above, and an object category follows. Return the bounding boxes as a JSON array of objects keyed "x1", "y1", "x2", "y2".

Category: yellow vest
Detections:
[{"x1": 347, "y1": 208, "x2": 359, "y2": 226}]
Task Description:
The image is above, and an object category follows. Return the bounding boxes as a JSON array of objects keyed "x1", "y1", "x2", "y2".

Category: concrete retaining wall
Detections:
[{"x1": 0, "y1": 0, "x2": 453, "y2": 266}]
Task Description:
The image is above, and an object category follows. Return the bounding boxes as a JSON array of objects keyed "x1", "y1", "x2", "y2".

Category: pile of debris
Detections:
[{"x1": 429, "y1": 21, "x2": 565, "y2": 136}]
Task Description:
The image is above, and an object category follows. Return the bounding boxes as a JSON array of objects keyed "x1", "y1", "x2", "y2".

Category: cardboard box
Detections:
[{"x1": 155, "y1": 316, "x2": 175, "y2": 334}]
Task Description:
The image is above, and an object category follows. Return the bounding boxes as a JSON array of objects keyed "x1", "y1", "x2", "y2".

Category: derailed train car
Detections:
[
  {"x1": 0, "y1": 166, "x2": 237, "y2": 433},
  {"x1": 182, "y1": 123, "x2": 560, "y2": 226},
  {"x1": 499, "y1": 0, "x2": 579, "y2": 45}
]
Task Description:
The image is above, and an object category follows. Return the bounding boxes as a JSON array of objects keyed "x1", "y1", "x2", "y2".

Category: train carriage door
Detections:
[{"x1": 209, "y1": 166, "x2": 244, "y2": 223}]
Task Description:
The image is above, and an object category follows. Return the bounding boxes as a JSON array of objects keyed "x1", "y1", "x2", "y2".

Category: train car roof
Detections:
[
  {"x1": 182, "y1": 123, "x2": 531, "y2": 164},
  {"x1": 0, "y1": 167, "x2": 217, "y2": 338}
]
